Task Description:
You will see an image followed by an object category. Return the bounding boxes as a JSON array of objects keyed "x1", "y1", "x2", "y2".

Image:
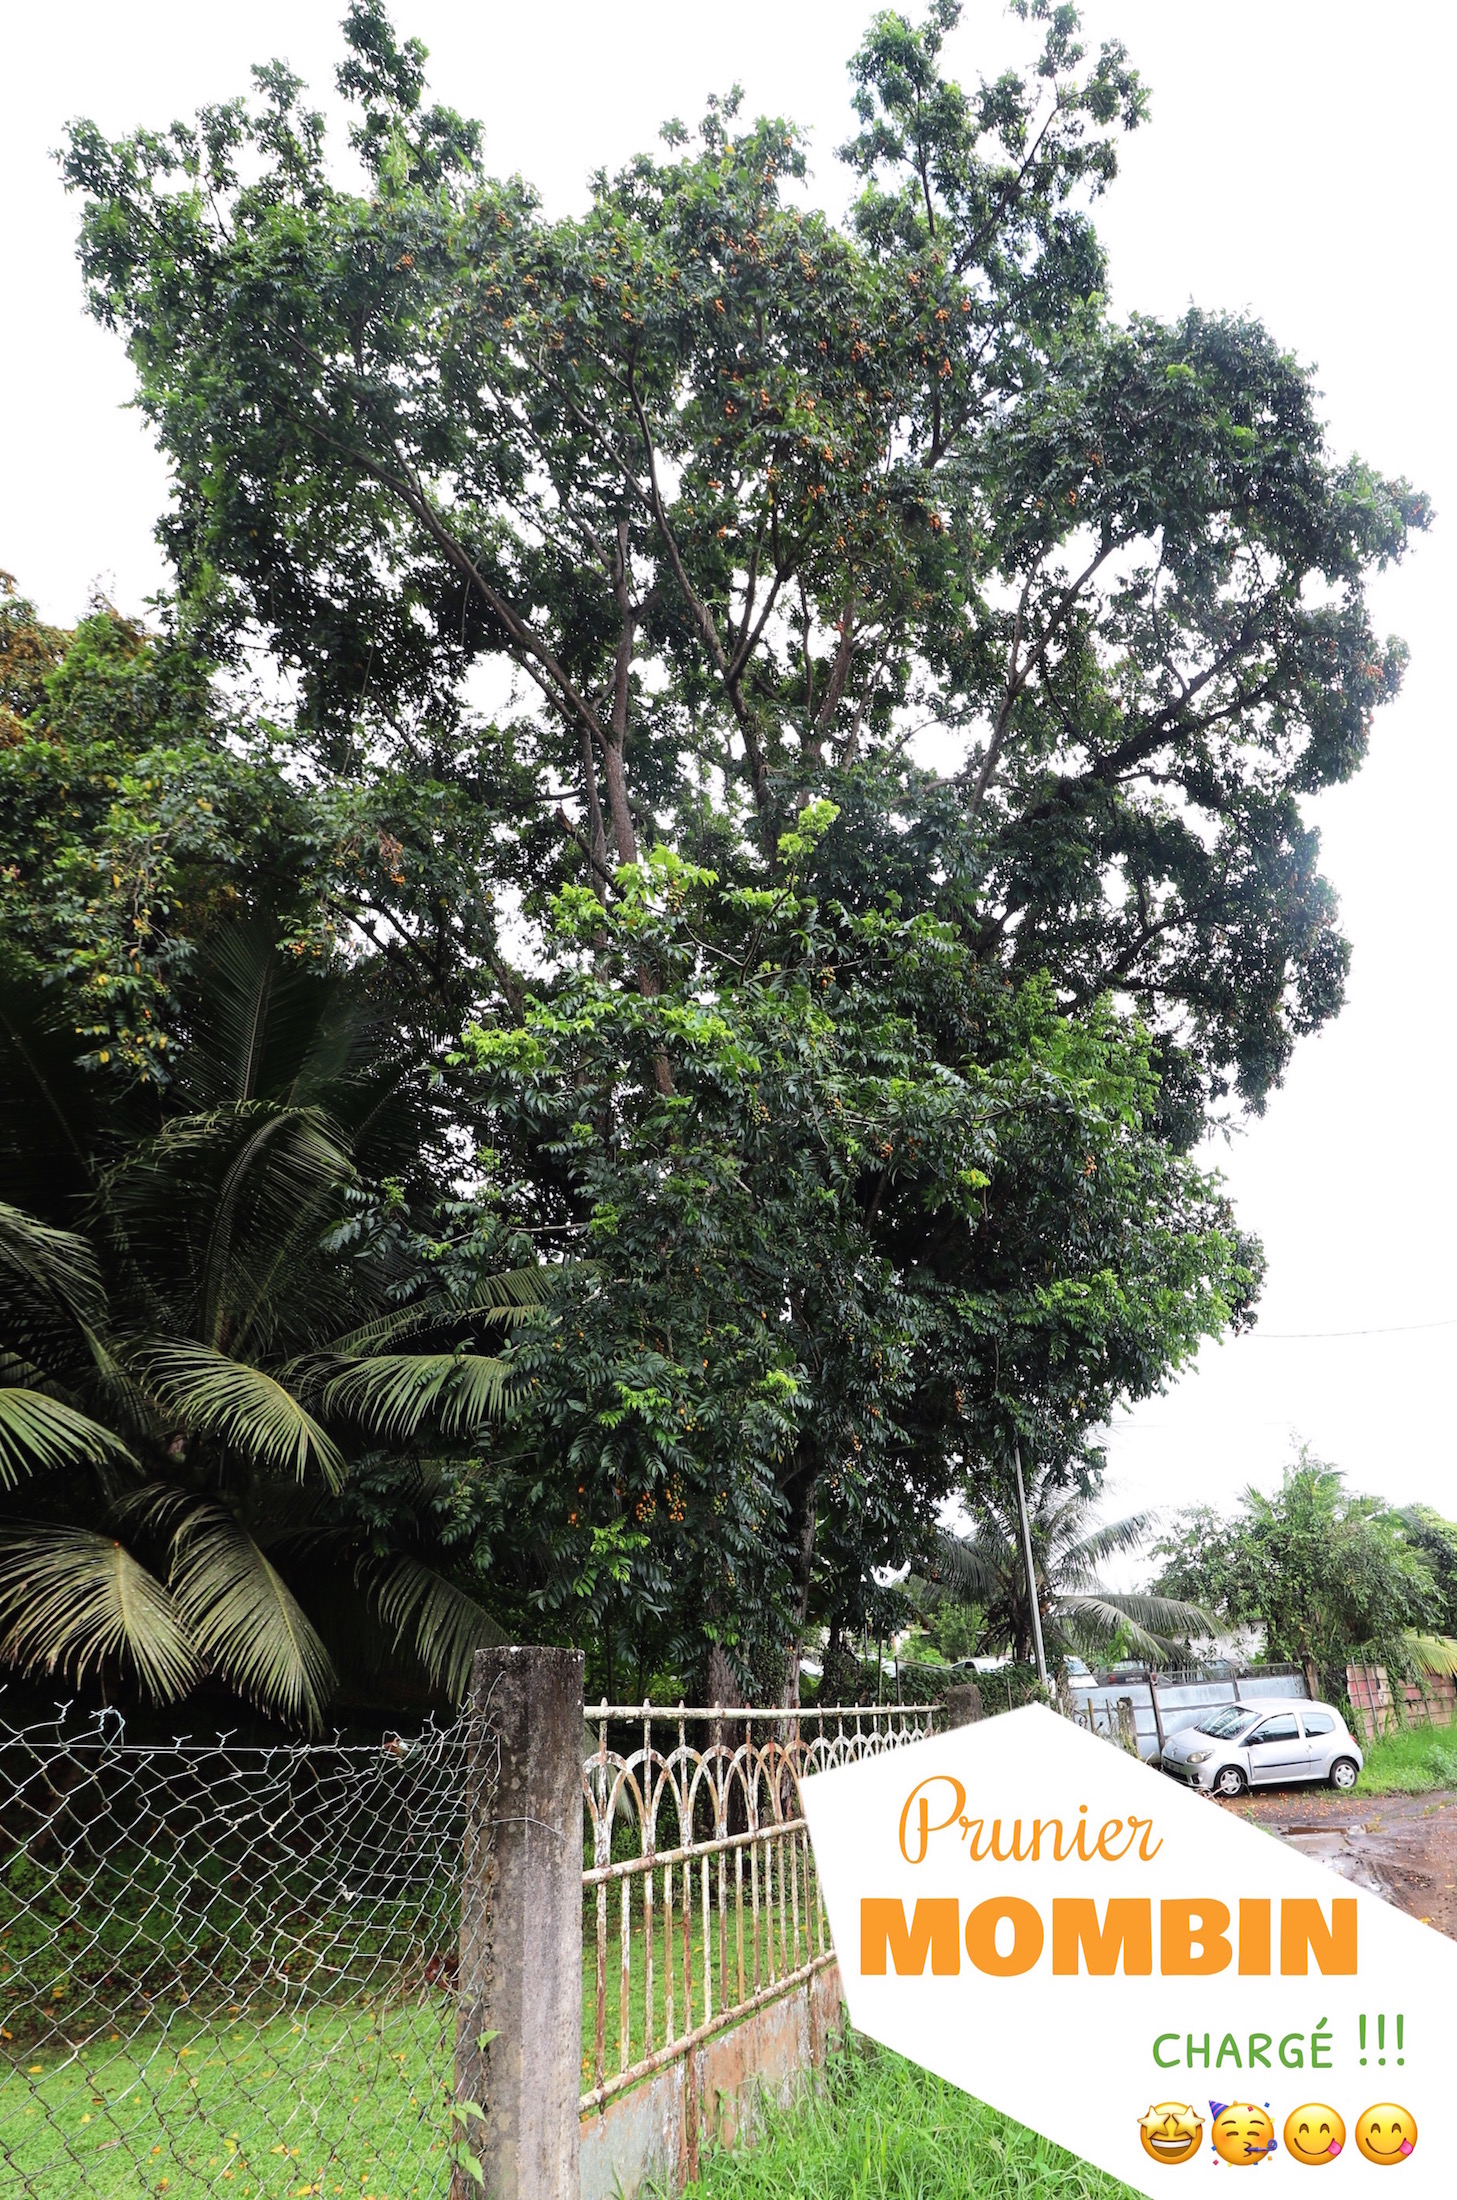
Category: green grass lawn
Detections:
[
  {"x1": 2, "y1": 1896, "x2": 812, "y2": 2196},
  {"x1": 1355, "y1": 1724, "x2": 1457, "y2": 1795},
  {"x1": 686, "y1": 2039, "x2": 1139, "y2": 2200},
  {"x1": 0, "y1": 2001, "x2": 452, "y2": 2199}
]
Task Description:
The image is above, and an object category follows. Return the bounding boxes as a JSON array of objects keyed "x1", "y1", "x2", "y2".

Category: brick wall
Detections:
[{"x1": 1345, "y1": 1662, "x2": 1457, "y2": 1741}]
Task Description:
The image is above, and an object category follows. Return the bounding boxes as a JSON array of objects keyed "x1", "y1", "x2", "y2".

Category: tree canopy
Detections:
[
  {"x1": 0, "y1": 1, "x2": 1425, "y2": 1717},
  {"x1": 1152, "y1": 1456, "x2": 1457, "y2": 1697}
]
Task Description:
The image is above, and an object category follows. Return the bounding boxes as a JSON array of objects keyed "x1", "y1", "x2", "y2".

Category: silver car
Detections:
[{"x1": 1159, "y1": 1699, "x2": 1363, "y2": 1798}]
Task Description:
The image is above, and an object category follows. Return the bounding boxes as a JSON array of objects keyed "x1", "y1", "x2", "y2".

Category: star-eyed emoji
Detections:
[
  {"x1": 1209, "y1": 2101, "x2": 1278, "y2": 2166},
  {"x1": 1354, "y1": 2105, "x2": 1417, "y2": 2165},
  {"x1": 1283, "y1": 2105, "x2": 1345, "y2": 2166},
  {"x1": 1138, "y1": 2102, "x2": 1204, "y2": 2166}
]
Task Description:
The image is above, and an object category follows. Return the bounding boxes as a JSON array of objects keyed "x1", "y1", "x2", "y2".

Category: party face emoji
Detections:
[
  {"x1": 1283, "y1": 2105, "x2": 1346, "y2": 2166},
  {"x1": 1210, "y1": 2102, "x2": 1278, "y2": 2165},
  {"x1": 1354, "y1": 2105, "x2": 1417, "y2": 2165},
  {"x1": 1138, "y1": 2102, "x2": 1204, "y2": 2166}
]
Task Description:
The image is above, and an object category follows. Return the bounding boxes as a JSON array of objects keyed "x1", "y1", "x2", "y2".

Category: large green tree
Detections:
[
  {"x1": 9, "y1": 0, "x2": 1424, "y2": 1703},
  {"x1": 1152, "y1": 1456, "x2": 1456, "y2": 1698},
  {"x1": 59, "y1": 1, "x2": 1423, "y2": 1110},
  {"x1": 452, "y1": 832, "x2": 1252, "y2": 1698}
]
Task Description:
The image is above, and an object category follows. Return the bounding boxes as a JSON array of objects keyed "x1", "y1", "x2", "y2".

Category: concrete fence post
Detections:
[
  {"x1": 943, "y1": 1681, "x2": 984, "y2": 1729},
  {"x1": 453, "y1": 1646, "x2": 585, "y2": 2200}
]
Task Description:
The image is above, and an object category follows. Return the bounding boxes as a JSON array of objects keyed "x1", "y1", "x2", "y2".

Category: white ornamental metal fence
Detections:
[{"x1": 579, "y1": 1701, "x2": 942, "y2": 2116}]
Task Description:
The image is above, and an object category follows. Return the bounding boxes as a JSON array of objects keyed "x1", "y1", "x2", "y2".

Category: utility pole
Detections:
[{"x1": 1012, "y1": 1440, "x2": 1050, "y2": 1694}]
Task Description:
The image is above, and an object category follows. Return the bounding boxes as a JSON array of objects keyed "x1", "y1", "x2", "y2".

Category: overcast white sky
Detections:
[{"x1": 4, "y1": 1, "x2": 1454, "y2": 1538}]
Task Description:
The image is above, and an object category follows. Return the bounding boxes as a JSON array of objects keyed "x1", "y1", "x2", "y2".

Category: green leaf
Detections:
[
  {"x1": 321, "y1": 1351, "x2": 516, "y2": 1440},
  {"x1": 1404, "y1": 1632, "x2": 1457, "y2": 1678},
  {"x1": 134, "y1": 1338, "x2": 345, "y2": 1485},
  {"x1": 0, "y1": 1202, "x2": 107, "y2": 1330},
  {"x1": 0, "y1": 1388, "x2": 133, "y2": 1487},
  {"x1": 0, "y1": 1525, "x2": 200, "y2": 1701},
  {"x1": 361, "y1": 1555, "x2": 504, "y2": 1701},
  {"x1": 168, "y1": 1501, "x2": 337, "y2": 1728}
]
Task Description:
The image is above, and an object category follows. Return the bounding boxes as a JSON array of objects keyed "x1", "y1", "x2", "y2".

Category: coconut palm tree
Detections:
[
  {"x1": 924, "y1": 1472, "x2": 1213, "y2": 1669},
  {"x1": 0, "y1": 929, "x2": 552, "y2": 1727}
]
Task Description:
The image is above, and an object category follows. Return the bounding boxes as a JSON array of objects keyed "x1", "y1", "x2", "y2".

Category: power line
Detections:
[{"x1": 1246, "y1": 1316, "x2": 1457, "y2": 1340}]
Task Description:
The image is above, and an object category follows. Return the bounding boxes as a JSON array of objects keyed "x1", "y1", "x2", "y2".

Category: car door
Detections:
[
  {"x1": 1299, "y1": 1708, "x2": 1339, "y2": 1778},
  {"x1": 1244, "y1": 1711, "x2": 1310, "y2": 1785}
]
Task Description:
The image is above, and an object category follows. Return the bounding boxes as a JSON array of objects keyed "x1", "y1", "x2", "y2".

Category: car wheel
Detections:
[
  {"x1": 1213, "y1": 1765, "x2": 1247, "y2": 1799},
  {"x1": 1329, "y1": 1757, "x2": 1359, "y2": 1792}
]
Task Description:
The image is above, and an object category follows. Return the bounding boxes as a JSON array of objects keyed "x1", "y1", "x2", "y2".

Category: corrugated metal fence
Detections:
[{"x1": 1067, "y1": 1667, "x2": 1309, "y2": 1759}]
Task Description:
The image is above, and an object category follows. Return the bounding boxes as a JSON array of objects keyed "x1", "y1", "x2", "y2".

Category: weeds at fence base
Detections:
[{"x1": 678, "y1": 2034, "x2": 1139, "y2": 2200}]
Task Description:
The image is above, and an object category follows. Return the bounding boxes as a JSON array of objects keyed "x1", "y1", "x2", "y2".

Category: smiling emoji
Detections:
[
  {"x1": 1354, "y1": 2105, "x2": 1417, "y2": 2165},
  {"x1": 1209, "y1": 2101, "x2": 1278, "y2": 2165},
  {"x1": 1138, "y1": 2102, "x2": 1204, "y2": 2166},
  {"x1": 1283, "y1": 2105, "x2": 1345, "y2": 2166}
]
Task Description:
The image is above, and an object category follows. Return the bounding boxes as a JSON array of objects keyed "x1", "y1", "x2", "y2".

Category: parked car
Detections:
[{"x1": 1158, "y1": 1700, "x2": 1363, "y2": 1798}]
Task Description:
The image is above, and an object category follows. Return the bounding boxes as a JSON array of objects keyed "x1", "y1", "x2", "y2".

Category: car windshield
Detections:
[{"x1": 1193, "y1": 1707, "x2": 1255, "y2": 1739}]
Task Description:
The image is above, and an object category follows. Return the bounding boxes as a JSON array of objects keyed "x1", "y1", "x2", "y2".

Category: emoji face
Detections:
[
  {"x1": 1210, "y1": 2103, "x2": 1278, "y2": 2166},
  {"x1": 1283, "y1": 2105, "x2": 1346, "y2": 2166},
  {"x1": 1354, "y1": 2105, "x2": 1417, "y2": 2165},
  {"x1": 1139, "y1": 2102, "x2": 1204, "y2": 2165}
]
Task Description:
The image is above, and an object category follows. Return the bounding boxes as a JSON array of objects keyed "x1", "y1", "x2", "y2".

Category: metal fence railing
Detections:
[
  {"x1": 578, "y1": 1700, "x2": 941, "y2": 2114},
  {"x1": 0, "y1": 1698, "x2": 468, "y2": 2198}
]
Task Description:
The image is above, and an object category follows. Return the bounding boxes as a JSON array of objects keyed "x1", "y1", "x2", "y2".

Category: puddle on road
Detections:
[{"x1": 1277, "y1": 1827, "x2": 1390, "y2": 1896}]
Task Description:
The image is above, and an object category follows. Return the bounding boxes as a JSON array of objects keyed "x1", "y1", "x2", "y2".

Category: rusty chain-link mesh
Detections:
[{"x1": 0, "y1": 1696, "x2": 472, "y2": 2199}]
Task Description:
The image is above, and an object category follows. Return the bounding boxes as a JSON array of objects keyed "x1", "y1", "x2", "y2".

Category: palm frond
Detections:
[
  {"x1": 361, "y1": 1556, "x2": 505, "y2": 1702},
  {"x1": 106, "y1": 1104, "x2": 358, "y2": 1354},
  {"x1": 1404, "y1": 1632, "x2": 1457, "y2": 1678},
  {"x1": 0, "y1": 1388, "x2": 134, "y2": 1487},
  {"x1": 168, "y1": 1503, "x2": 336, "y2": 1729},
  {"x1": 0, "y1": 1525, "x2": 200, "y2": 1701},
  {"x1": 201, "y1": 1108, "x2": 356, "y2": 1352},
  {"x1": 0, "y1": 1202, "x2": 107, "y2": 1329},
  {"x1": 320, "y1": 1353, "x2": 517, "y2": 1440},
  {"x1": 1057, "y1": 1590, "x2": 1215, "y2": 1661},
  {"x1": 322, "y1": 1267, "x2": 566, "y2": 1357},
  {"x1": 924, "y1": 1526, "x2": 1001, "y2": 1602},
  {"x1": 1059, "y1": 1513, "x2": 1158, "y2": 1577},
  {"x1": 133, "y1": 1340, "x2": 345, "y2": 1486},
  {"x1": 1097, "y1": 1589, "x2": 1217, "y2": 1640}
]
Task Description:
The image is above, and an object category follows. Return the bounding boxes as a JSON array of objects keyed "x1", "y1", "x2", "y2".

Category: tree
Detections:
[
  {"x1": 454, "y1": 833, "x2": 1253, "y2": 1697},
  {"x1": 0, "y1": 927, "x2": 552, "y2": 1727},
  {"x1": 1396, "y1": 1507, "x2": 1457, "y2": 1638},
  {"x1": 30, "y1": 1, "x2": 1427, "y2": 1696},
  {"x1": 926, "y1": 1465, "x2": 1210, "y2": 1668},
  {"x1": 0, "y1": 574, "x2": 516, "y2": 1082},
  {"x1": 58, "y1": 2, "x2": 1424, "y2": 1112},
  {"x1": 1152, "y1": 1455, "x2": 1453, "y2": 1697}
]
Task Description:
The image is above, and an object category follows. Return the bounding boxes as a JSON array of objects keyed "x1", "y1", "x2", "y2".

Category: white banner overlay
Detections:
[{"x1": 801, "y1": 1706, "x2": 1456, "y2": 2194}]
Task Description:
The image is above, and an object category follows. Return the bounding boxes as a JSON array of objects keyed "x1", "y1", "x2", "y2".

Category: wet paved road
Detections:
[{"x1": 1217, "y1": 1787, "x2": 1457, "y2": 1937}]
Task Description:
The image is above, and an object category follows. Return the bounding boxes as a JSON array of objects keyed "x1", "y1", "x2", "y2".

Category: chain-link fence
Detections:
[{"x1": 0, "y1": 1697, "x2": 470, "y2": 2199}]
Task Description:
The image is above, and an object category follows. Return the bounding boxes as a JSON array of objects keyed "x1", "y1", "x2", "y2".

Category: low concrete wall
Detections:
[{"x1": 579, "y1": 1962, "x2": 844, "y2": 2200}]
